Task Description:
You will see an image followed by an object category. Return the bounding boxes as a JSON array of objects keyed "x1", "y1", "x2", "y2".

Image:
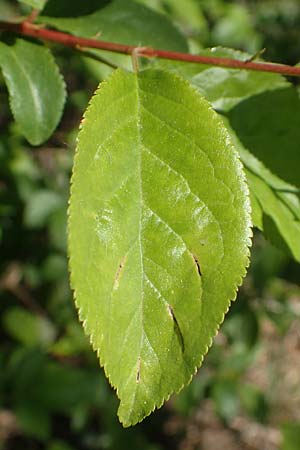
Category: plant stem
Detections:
[{"x1": 1, "y1": 20, "x2": 300, "y2": 77}]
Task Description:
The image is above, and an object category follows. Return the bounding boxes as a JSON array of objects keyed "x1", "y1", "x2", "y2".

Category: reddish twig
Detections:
[{"x1": 1, "y1": 20, "x2": 300, "y2": 77}]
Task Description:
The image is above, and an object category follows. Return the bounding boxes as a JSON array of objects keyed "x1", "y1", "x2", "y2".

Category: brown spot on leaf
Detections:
[
  {"x1": 192, "y1": 254, "x2": 202, "y2": 277},
  {"x1": 136, "y1": 357, "x2": 141, "y2": 383},
  {"x1": 113, "y1": 254, "x2": 127, "y2": 290},
  {"x1": 167, "y1": 304, "x2": 185, "y2": 353}
]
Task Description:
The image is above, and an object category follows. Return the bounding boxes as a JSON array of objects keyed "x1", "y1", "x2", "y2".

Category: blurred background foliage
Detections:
[{"x1": 0, "y1": 0, "x2": 300, "y2": 449}]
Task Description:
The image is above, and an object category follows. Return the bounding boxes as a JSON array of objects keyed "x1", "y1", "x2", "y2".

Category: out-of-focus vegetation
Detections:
[{"x1": 0, "y1": 0, "x2": 300, "y2": 449}]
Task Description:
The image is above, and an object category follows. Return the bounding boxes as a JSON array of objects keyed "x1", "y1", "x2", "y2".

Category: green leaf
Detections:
[
  {"x1": 0, "y1": 37, "x2": 66, "y2": 145},
  {"x1": 39, "y1": 0, "x2": 188, "y2": 51},
  {"x1": 137, "y1": 0, "x2": 208, "y2": 34},
  {"x1": 191, "y1": 49, "x2": 288, "y2": 111},
  {"x1": 211, "y1": 4, "x2": 261, "y2": 52},
  {"x1": 42, "y1": 0, "x2": 105, "y2": 17},
  {"x1": 228, "y1": 86, "x2": 300, "y2": 188},
  {"x1": 18, "y1": 0, "x2": 47, "y2": 9},
  {"x1": 239, "y1": 383, "x2": 268, "y2": 422},
  {"x1": 153, "y1": 47, "x2": 288, "y2": 111},
  {"x1": 224, "y1": 118, "x2": 300, "y2": 261},
  {"x1": 68, "y1": 68, "x2": 251, "y2": 426},
  {"x1": 24, "y1": 189, "x2": 64, "y2": 228},
  {"x1": 2, "y1": 307, "x2": 56, "y2": 348},
  {"x1": 212, "y1": 378, "x2": 240, "y2": 422},
  {"x1": 246, "y1": 171, "x2": 300, "y2": 260}
]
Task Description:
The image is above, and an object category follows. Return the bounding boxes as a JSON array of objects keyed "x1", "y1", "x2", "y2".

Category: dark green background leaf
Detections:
[
  {"x1": 224, "y1": 118, "x2": 300, "y2": 261},
  {"x1": 228, "y1": 86, "x2": 300, "y2": 188},
  {"x1": 18, "y1": 0, "x2": 47, "y2": 9},
  {"x1": 42, "y1": 0, "x2": 106, "y2": 17},
  {"x1": 39, "y1": 0, "x2": 188, "y2": 51}
]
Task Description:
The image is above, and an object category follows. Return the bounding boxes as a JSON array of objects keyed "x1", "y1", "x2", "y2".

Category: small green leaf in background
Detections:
[
  {"x1": 0, "y1": 37, "x2": 66, "y2": 145},
  {"x1": 2, "y1": 307, "x2": 56, "y2": 348},
  {"x1": 228, "y1": 86, "x2": 300, "y2": 188},
  {"x1": 246, "y1": 172, "x2": 300, "y2": 261},
  {"x1": 18, "y1": 0, "x2": 48, "y2": 9},
  {"x1": 191, "y1": 48, "x2": 288, "y2": 111},
  {"x1": 39, "y1": 0, "x2": 188, "y2": 51},
  {"x1": 9, "y1": 348, "x2": 106, "y2": 440},
  {"x1": 24, "y1": 189, "x2": 64, "y2": 228},
  {"x1": 211, "y1": 3, "x2": 261, "y2": 52},
  {"x1": 212, "y1": 378, "x2": 240, "y2": 422},
  {"x1": 224, "y1": 119, "x2": 300, "y2": 262},
  {"x1": 239, "y1": 383, "x2": 268, "y2": 422},
  {"x1": 68, "y1": 68, "x2": 251, "y2": 426},
  {"x1": 137, "y1": 0, "x2": 209, "y2": 42},
  {"x1": 154, "y1": 47, "x2": 288, "y2": 111}
]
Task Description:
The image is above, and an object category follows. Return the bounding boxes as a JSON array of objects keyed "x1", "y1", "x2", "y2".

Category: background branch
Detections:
[{"x1": 1, "y1": 20, "x2": 300, "y2": 77}]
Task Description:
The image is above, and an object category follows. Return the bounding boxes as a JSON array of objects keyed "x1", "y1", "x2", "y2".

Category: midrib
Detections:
[{"x1": 135, "y1": 71, "x2": 145, "y2": 375}]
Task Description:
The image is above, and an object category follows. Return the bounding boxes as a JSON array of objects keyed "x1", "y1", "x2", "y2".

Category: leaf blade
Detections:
[
  {"x1": 18, "y1": 0, "x2": 47, "y2": 9},
  {"x1": 228, "y1": 86, "x2": 300, "y2": 188},
  {"x1": 0, "y1": 37, "x2": 66, "y2": 145},
  {"x1": 224, "y1": 117, "x2": 300, "y2": 261},
  {"x1": 39, "y1": 0, "x2": 188, "y2": 52},
  {"x1": 68, "y1": 68, "x2": 251, "y2": 426},
  {"x1": 150, "y1": 47, "x2": 288, "y2": 111}
]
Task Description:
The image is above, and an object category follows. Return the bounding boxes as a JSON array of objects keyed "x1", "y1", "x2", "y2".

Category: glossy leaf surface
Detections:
[
  {"x1": 0, "y1": 37, "x2": 66, "y2": 145},
  {"x1": 152, "y1": 47, "x2": 300, "y2": 261},
  {"x1": 68, "y1": 69, "x2": 251, "y2": 426}
]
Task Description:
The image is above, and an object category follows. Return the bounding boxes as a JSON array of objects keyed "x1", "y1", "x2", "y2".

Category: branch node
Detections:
[
  {"x1": 245, "y1": 48, "x2": 266, "y2": 63},
  {"x1": 25, "y1": 9, "x2": 40, "y2": 24},
  {"x1": 131, "y1": 46, "x2": 148, "y2": 72}
]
